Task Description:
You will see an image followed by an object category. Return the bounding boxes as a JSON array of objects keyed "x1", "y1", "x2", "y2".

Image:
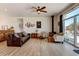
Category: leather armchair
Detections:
[{"x1": 53, "y1": 33, "x2": 64, "y2": 44}]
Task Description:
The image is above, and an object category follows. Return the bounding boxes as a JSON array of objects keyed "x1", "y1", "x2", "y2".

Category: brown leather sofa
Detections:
[{"x1": 7, "y1": 32, "x2": 30, "y2": 47}]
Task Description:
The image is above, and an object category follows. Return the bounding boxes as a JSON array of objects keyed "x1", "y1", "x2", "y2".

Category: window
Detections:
[
  {"x1": 63, "y1": 7, "x2": 79, "y2": 19},
  {"x1": 63, "y1": 6, "x2": 79, "y2": 46},
  {"x1": 64, "y1": 18, "x2": 74, "y2": 44}
]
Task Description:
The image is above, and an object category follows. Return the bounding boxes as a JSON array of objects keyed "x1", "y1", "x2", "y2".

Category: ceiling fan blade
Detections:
[
  {"x1": 41, "y1": 6, "x2": 46, "y2": 9},
  {"x1": 32, "y1": 9, "x2": 37, "y2": 12},
  {"x1": 32, "y1": 7, "x2": 37, "y2": 9},
  {"x1": 41, "y1": 10, "x2": 47, "y2": 13}
]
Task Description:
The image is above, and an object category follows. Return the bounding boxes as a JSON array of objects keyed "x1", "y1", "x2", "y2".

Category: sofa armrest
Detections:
[
  {"x1": 54, "y1": 34, "x2": 64, "y2": 42},
  {"x1": 28, "y1": 33, "x2": 30, "y2": 35},
  {"x1": 14, "y1": 36, "x2": 21, "y2": 39}
]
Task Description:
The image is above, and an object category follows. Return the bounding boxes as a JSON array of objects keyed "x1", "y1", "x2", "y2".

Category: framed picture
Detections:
[{"x1": 36, "y1": 21, "x2": 41, "y2": 28}]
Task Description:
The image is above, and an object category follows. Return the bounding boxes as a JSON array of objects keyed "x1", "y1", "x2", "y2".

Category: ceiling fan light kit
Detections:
[{"x1": 37, "y1": 11, "x2": 41, "y2": 14}]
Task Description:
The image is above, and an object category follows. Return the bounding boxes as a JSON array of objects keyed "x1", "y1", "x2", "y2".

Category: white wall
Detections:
[
  {"x1": 54, "y1": 15, "x2": 60, "y2": 33},
  {"x1": 23, "y1": 17, "x2": 52, "y2": 33},
  {"x1": 0, "y1": 16, "x2": 52, "y2": 33},
  {"x1": 8, "y1": 17, "x2": 23, "y2": 33},
  {"x1": 0, "y1": 15, "x2": 23, "y2": 33},
  {"x1": 0, "y1": 13, "x2": 9, "y2": 30}
]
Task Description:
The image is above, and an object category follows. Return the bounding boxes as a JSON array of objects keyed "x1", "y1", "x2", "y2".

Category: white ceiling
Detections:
[{"x1": 0, "y1": 3, "x2": 71, "y2": 17}]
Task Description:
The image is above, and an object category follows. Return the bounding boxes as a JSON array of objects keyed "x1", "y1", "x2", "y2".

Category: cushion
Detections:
[
  {"x1": 17, "y1": 32, "x2": 25, "y2": 37},
  {"x1": 23, "y1": 32, "x2": 28, "y2": 36},
  {"x1": 14, "y1": 33, "x2": 20, "y2": 38}
]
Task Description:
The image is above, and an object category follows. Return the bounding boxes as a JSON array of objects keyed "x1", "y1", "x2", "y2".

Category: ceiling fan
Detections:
[{"x1": 32, "y1": 6, "x2": 47, "y2": 14}]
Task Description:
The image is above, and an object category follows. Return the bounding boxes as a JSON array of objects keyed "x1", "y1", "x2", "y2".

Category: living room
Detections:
[{"x1": 0, "y1": 3, "x2": 79, "y2": 56}]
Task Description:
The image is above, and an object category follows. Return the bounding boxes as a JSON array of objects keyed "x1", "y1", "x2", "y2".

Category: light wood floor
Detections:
[{"x1": 0, "y1": 39, "x2": 78, "y2": 56}]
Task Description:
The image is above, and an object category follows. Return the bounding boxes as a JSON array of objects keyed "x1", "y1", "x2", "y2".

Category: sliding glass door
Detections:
[
  {"x1": 63, "y1": 7, "x2": 79, "y2": 46},
  {"x1": 64, "y1": 18, "x2": 75, "y2": 45},
  {"x1": 76, "y1": 16, "x2": 79, "y2": 44}
]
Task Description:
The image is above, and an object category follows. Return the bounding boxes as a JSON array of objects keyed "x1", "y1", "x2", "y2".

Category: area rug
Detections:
[{"x1": 73, "y1": 50, "x2": 79, "y2": 54}]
